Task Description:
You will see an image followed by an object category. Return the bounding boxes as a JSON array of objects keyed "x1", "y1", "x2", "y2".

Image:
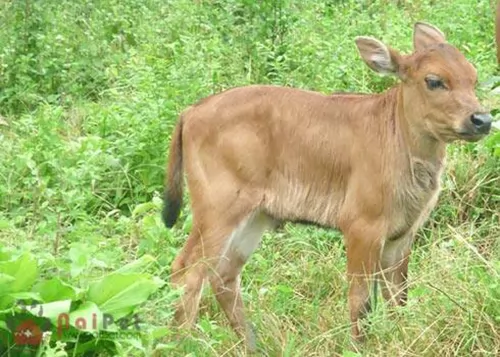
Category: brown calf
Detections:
[{"x1": 162, "y1": 22, "x2": 492, "y2": 350}]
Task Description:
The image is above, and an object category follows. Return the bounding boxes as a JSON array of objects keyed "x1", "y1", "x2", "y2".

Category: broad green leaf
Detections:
[
  {"x1": 0, "y1": 273, "x2": 15, "y2": 295},
  {"x1": 0, "y1": 296, "x2": 14, "y2": 311},
  {"x1": 69, "y1": 243, "x2": 95, "y2": 278},
  {"x1": 33, "y1": 278, "x2": 77, "y2": 303},
  {"x1": 87, "y1": 273, "x2": 162, "y2": 320},
  {"x1": 0, "y1": 249, "x2": 11, "y2": 262},
  {"x1": 9, "y1": 292, "x2": 42, "y2": 301},
  {"x1": 132, "y1": 201, "x2": 156, "y2": 217},
  {"x1": 69, "y1": 301, "x2": 104, "y2": 332},
  {"x1": 114, "y1": 255, "x2": 156, "y2": 274},
  {"x1": 0, "y1": 253, "x2": 38, "y2": 293},
  {"x1": 23, "y1": 300, "x2": 72, "y2": 322}
]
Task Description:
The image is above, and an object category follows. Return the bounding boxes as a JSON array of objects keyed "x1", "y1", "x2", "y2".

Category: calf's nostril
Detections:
[{"x1": 470, "y1": 115, "x2": 484, "y2": 127}]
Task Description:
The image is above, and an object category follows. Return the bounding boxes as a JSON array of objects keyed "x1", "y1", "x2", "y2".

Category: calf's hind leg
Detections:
[
  {"x1": 170, "y1": 217, "x2": 242, "y2": 329},
  {"x1": 170, "y1": 226, "x2": 206, "y2": 329},
  {"x1": 170, "y1": 205, "x2": 272, "y2": 352},
  {"x1": 209, "y1": 210, "x2": 274, "y2": 352}
]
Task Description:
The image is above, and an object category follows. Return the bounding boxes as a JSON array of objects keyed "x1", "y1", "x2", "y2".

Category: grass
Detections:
[{"x1": 0, "y1": 0, "x2": 499, "y2": 356}]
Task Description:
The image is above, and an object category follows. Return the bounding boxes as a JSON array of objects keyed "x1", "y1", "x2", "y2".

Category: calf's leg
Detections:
[
  {"x1": 344, "y1": 218, "x2": 385, "y2": 342},
  {"x1": 170, "y1": 204, "x2": 271, "y2": 352},
  {"x1": 380, "y1": 235, "x2": 413, "y2": 307},
  {"x1": 209, "y1": 211, "x2": 274, "y2": 352}
]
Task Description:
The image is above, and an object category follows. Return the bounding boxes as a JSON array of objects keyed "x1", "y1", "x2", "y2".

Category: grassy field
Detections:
[{"x1": 0, "y1": 0, "x2": 499, "y2": 356}]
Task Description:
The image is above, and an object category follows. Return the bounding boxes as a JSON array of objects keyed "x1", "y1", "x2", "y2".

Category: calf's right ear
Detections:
[{"x1": 355, "y1": 36, "x2": 403, "y2": 78}]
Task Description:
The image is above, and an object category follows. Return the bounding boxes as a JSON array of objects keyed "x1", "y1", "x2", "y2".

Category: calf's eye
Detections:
[{"x1": 425, "y1": 76, "x2": 447, "y2": 90}]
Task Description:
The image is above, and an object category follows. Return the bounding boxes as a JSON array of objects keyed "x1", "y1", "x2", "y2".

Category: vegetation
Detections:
[{"x1": 0, "y1": 0, "x2": 498, "y2": 356}]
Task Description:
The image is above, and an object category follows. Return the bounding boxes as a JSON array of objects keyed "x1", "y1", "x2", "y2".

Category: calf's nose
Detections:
[{"x1": 470, "y1": 112, "x2": 492, "y2": 134}]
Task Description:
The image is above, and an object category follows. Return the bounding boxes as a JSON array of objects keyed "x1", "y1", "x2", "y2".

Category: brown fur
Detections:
[{"x1": 162, "y1": 22, "x2": 491, "y2": 351}]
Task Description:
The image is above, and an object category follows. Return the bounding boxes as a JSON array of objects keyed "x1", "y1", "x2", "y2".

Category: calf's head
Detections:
[{"x1": 355, "y1": 22, "x2": 492, "y2": 143}]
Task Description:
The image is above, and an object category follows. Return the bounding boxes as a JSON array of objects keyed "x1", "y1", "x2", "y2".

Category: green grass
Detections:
[{"x1": 0, "y1": 0, "x2": 499, "y2": 356}]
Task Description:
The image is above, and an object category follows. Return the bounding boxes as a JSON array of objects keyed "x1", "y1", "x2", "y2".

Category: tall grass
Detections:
[{"x1": 0, "y1": 0, "x2": 498, "y2": 356}]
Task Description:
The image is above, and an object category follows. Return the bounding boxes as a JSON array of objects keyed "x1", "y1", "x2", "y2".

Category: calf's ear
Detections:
[
  {"x1": 413, "y1": 22, "x2": 446, "y2": 51},
  {"x1": 355, "y1": 36, "x2": 403, "y2": 78}
]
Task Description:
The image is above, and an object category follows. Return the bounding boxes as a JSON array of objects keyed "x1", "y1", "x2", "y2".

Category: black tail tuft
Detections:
[
  {"x1": 162, "y1": 115, "x2": 184, "y2": 228},
  {"x1": 162, "y1": 190, "x2": 182, "y2": 228}
]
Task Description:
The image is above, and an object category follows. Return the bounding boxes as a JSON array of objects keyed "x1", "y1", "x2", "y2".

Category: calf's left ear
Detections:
[
  {"x1": 355, "y1": 36, "x2": 404, "y2": 78},
  {"x1": 413, "y1": 22, "x2": 446, "y2": 51}
]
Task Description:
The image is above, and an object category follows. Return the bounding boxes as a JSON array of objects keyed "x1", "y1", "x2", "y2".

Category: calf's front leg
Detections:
[
  {"x1": 344, "y1": 219, "x2": 385, "y2": 342},
  {"x1": 379, "y1": 235, "x2": 413, "y2": 307}
]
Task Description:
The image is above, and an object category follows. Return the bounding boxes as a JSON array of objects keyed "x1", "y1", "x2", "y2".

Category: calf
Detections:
[{"x1": 162, "y1": 22, "x2": 492, "y2": 350}]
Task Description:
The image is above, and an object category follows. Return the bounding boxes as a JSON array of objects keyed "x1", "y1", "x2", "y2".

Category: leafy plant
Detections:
[{"x1": 0, "y1": 248, "x2": 166, "y2": 356}]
